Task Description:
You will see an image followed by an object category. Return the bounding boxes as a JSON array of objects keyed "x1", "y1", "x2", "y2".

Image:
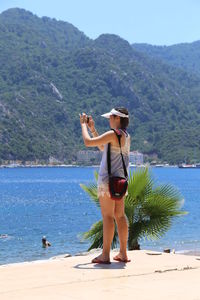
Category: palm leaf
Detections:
[
  {"x1": 80, "y1": 182, "x2": 100, "y2": 207},
  {"x1": 83, "y1": 220, "x2": 118, "y2": 251},
  {"x1": 80, "y1": 171, "x2": 99, "y2": 206},
  {"x1": 83, "y1": 220, "x2": 104, "y2": 250},
  {"x1": 127, "y1": 168, "x2": 154, "y2": 204},
  {"x1": 94, "y1": 170, "x2": 98, "y2": 182},
  {"x1": 126, "y1": 170, "x2": 187, "y2": 248}
]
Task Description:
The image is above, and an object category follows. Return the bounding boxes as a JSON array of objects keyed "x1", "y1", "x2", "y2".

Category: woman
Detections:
[{"x1": 80, "y1": 108, "x2": 130, "y2": 264}]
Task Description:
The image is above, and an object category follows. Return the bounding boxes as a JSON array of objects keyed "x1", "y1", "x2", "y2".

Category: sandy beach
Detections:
[{"x1": 0, "y1": 249, "x2": 200, "y2": 300}]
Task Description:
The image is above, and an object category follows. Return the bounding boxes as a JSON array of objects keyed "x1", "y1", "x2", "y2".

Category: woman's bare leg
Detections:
[
  {"x1": 94, "y1": 194, "x2": 115, "y2": 262},
  {"x1": 114, "y1": 198, "x2": 129, "y2": 261}
]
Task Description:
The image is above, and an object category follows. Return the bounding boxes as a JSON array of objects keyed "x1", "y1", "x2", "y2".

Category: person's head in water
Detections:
[
  {"x1": 101, "y1": 107, "x2": 129, "y2": 130},
  {"x1": 42, "y1": 236, "x2": 51, "y2": 247}
]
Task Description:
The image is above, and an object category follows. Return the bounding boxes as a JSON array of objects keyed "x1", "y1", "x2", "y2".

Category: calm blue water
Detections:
[{"x1": 0, "y1": 167, "x2": 200, "y2": 265}]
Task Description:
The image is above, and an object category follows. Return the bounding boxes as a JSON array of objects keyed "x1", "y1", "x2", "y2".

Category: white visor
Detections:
[{"x1": 101, "y1": 108, "x2": 129, "y2": 119}]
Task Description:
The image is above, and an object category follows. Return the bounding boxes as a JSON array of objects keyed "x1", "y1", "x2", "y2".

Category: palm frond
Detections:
[
  {"x1": 94, "y1": 170, "x2": 98, "y2": 182},
  {"x1": 127, "y1": 167, "x2": 154, "y2": 204},
  {"x1": 83, "y1": 220, "x2": 104, "y2": 250},
  {"x1": 80, "y1": 182, "x2": 100, "y2": 207},
  {"x1": 126, "y1": 170, "x2": 187, "y2": 248},
  {"x1": 143, "y1": 184, "x2": 187, "y2": 217},
  {"x1": 83, "y1": 220, "x2": 118, "y2": 251},
  {"x1": 139, "y1": 216, "x2": 173, "y2": 241},
  {"x1": 152, "y1": 184, "x2": 185, "y2": 210}
]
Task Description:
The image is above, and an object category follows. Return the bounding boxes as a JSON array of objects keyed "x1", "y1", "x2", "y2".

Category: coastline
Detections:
[
  {"x1": 3, "y1": 163, "x2": 200, "y2": 169},
  {"x1": 0, "y1": 164, "x2": 78, "y2": 168},
  {"x1": 1, "y1": 249, "x2": 200, "y2": 300},
  {"x1": 0, "y1": 164, "x2": 178, "y2": 168},
  {"x1": 1, "y1": 247, "x2": 200, "y2": 268}
]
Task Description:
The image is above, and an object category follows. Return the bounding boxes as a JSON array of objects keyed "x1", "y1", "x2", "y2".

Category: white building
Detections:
[
  {"x1": 129, "y1": 151, "x2": 144, "y2": 165},
  {"x1": 77, "y1": 150, "x2": 102, "y2": 165}
]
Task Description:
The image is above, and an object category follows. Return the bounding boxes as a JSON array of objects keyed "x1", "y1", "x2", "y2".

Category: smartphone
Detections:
[{"x1": 87, "y1": 116, "x2": 90, "y2": 123}]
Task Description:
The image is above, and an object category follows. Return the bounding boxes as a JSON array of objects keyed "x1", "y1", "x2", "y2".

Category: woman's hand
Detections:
[
  {"x1": 87, "y1": 116, "x2": 95, "y2": 132},
  {"x1": 79, "y1": 113, "x2": 87, "y2": 125}
]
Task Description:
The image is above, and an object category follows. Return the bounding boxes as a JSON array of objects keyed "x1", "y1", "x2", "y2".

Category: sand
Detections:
[{"x1": 0, "y1": 250, "x2": 200, "y2": 300}]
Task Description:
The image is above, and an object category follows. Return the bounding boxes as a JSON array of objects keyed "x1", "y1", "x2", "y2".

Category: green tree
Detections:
[{"x1": 80, "y1": 168, "x2": 187, "y2": 250}]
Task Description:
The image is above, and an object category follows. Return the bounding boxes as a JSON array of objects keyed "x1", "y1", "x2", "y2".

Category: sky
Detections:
[{"x1": 0, "y1": 0, "x2": 200, "y2": 46}]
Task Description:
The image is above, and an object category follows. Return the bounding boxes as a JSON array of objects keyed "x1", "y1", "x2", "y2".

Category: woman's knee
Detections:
[
  {"x1": 114, "y1": 212, "x2": 126, "y2": 223},
  {"x1": 102, "y1": 213, "x2": 114, "y2": 222}
]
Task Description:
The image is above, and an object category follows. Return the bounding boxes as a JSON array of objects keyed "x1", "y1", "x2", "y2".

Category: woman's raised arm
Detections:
[{"x1": 80, "y1": 113, "x2": 115, "y2": 148}]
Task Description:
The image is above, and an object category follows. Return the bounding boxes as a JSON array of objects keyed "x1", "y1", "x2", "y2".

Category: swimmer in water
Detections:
[{"x1": 42, "y1": 236, "x2": 51, "y2": 247}]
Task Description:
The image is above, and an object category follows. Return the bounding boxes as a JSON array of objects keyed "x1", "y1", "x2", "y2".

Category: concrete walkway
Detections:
[{"x1": 0, "y1": 250, "x2": 200, "y2": 300}]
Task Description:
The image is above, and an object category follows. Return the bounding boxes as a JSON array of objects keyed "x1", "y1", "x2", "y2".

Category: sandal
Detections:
[
  {"x1": 91, "y1": 257, "x2": 111, "y2": 264},
  {"x1": 113, "y1": 255, "x2": 131, "y2": 263}
]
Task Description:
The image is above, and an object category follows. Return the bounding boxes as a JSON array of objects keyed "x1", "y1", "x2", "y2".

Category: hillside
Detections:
[
  {"x1": 133, "y1": 41, "x2": 200, "y2": 75},
  {"x1": 1, "y1": 8, "x2": 200, "y2": 164}
]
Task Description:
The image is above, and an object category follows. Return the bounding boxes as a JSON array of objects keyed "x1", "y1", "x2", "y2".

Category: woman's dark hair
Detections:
[{"x1": 114, "y1": 107, "x2": 129, "y2": 129}]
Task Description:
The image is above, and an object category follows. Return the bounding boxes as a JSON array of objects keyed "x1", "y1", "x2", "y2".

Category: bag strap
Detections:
[{"x1": 107, "y1": 129, "x2": 128, "y2": 179}]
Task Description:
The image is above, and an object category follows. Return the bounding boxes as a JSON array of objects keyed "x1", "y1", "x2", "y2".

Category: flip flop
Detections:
[
  {"x1": 91, "y1": 257, "x2": 111, "y2": 264},
  {"x1": 113, "y1": 256, "x2": 131, "y2": 263}
]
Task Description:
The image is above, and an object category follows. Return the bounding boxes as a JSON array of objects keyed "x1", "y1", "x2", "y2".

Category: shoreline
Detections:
[
  {"x1": 2, "y1": 164, "x2": 200, "y2": 169},
  {"x1": 1, "y1": 247, "x2": 200, "y2": 269},
  {"x1": 0, "y1": 164, "x2": 79, "y2": 168},
  {"x1": 1, "y1": 247, "x2": 200, "y2": 268},
  {"x1": 0, "y1": 164, "x2": 179, "y2": 169}
]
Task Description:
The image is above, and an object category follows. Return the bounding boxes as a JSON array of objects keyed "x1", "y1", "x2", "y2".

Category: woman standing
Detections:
[{"x1": 80, "y1": 108, "x2": 130, "y2": 264}]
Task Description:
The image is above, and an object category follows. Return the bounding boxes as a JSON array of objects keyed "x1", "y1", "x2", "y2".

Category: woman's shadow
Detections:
[{"x1": 73, "y1": 262, "x2": 127, "y2": 270}]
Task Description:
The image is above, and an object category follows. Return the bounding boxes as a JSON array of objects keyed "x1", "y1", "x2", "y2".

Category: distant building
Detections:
[
  {"x1": 77, "y1": 150, "x2": 102, "y2": 165},
  {"x1": 129, "y1": 151, "x2": 144, "y2": 165},
  {"x1": 49, "y1": 156, "x2": 62, "y2": 165}
]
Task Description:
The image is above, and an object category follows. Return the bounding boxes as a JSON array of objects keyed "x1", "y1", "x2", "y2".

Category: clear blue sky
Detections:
[{"x1": 0, "y1": 0, "x2": 200, "y2": 46}]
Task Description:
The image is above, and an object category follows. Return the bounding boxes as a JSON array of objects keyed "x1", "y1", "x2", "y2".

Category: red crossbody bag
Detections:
[{"x1": 107, "y1": 129, "x2": 128, "y2": 200}]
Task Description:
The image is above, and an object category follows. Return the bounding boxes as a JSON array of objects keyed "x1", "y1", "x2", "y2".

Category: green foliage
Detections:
[
  {"x1": 83, "y1": 220, "x2": 118, "y2": 251},
  {"x1": 133, "y1": 41, "x2": 200, "y2": 75},
  {"x1": 126, "y1": 169, "x2": 187, "y2": 249},
  {"x1": 80, "y1": 181, "x2": 99, "y2": 208},
  {"x1": 1, "y1": 8, "x2": 200, "y2": 163},
  {"x1": 81, "y1": 168, "x2": 187, "y2": 250}
]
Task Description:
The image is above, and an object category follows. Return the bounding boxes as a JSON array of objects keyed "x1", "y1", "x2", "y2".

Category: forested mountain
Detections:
[
  {"x1": 1, "y1": 8, "x2": 200, "y2": 164},
  {"x1": 133, "y1": 41, "x2": 200, "y2": 75}
]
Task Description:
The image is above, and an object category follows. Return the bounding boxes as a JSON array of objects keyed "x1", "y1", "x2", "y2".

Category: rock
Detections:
[
  {"x1": 163, "y1": 248, "x2": 171, "y2": 253},
  {"x1": 50, "y1": 253, "x2": 71, "y2": 260},
  {"x1": 50, "y1": 82, "x2": 63, "y2": 100}
]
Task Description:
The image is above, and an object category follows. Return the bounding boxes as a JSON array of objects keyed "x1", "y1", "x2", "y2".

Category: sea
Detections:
[{"x1": 0, "y1": 166, "x2": 200, "y2": 265}]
